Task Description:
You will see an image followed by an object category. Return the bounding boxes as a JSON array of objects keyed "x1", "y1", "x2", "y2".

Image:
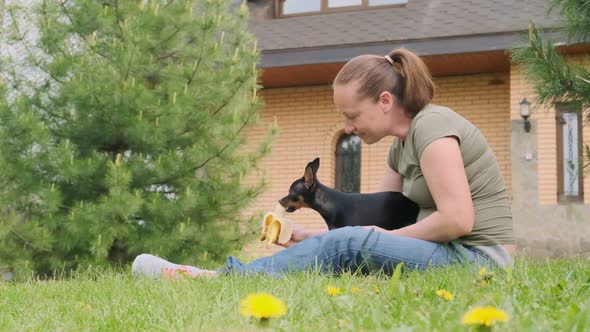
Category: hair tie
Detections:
[{"x1": 384, "y1": 55, "x2": 394, "y2": 65}]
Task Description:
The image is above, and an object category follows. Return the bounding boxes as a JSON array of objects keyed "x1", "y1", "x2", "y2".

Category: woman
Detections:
[{"x1": 132, "y1": 48, "x2": 515, "y2": 278}]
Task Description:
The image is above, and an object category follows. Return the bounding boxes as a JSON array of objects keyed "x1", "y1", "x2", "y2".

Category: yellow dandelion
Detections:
[
  {"x1": 479, "y1": 267, "x2": 488, "y2": 276},
  {"x1": 373, "y1": 287, "x2": 381, "y2": 294},
  {"x1": 435, "y1": 289, "x2": 454, "y2": 301},
  {"x1": 75, "y1": 301, "x2": 91, "y2": 310},
  {"x1": 325, "y1": 285, "x2": 342, "y2": 297},
  {"x1": 239, "y1": 293, "x2": 287, "y2": 319},
  {"x1": 462, "y1": 306, "x2": 509, "y2": 327},
  {"x1": 337, "y1": 319, "x2": 351, "y2": 328},
  {"x1": 477, "y1": 267, "x2": 494, "y2": 286},
  {"x1": 351, "y1": 286, "x2": 361, "y2": 294}
]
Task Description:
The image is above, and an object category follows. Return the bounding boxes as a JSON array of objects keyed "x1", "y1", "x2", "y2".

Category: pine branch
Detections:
[
  {"x1": 28, "y1": 95, "x2": 68, "y2": 121},
  {"x1": 550, "y1": 0, "x2": 590, "y2": 42},
  {"x1": 27, "y1": 96, "x2": 69, "y2": 132},
  {"x1": 123, "y1": 44, "x2": 137, "y2": 82},
  {"x1": 164, "y1": 1, "x2": 174, "y2": 9},
  {"x1": 149, "y1": 27, "x2": 183, "y2": 52},
  {"x1": 211, "y1": 79, "x2": 246, "y2": 117},
  {"x1": 174, "y1": 79, "x2": 246, "y2": 139},
  {"x1": 58, "y1": 2, "x2": 113, "y2": 62},
  {"x1": 8, "y1": 9, "x2": 65, "y2": 85},
  {"x1": 113, "y1": 0, "x2": 125, "y2": 40},
  {"x1": 156, "y1": 51, "x2": 179, "y2": 61},
  {"x1": 90, "y1": 93, "x2": 112, "y2": 124},
  {"x1": 10, "y1": 229, "x2": 51, "y2": 252},
  {"x1": 186, "y1": 27, "x2": 209, "y2": 87},
  {"x1": 509, "y1": 24, "x2": 590, "y2": 108},
  {"x1": 219, "y1": 181, "x2": 267, "y2": 207},
  {"x1": 40, "y1": 1, "x2": 73, "y2": 61},
  {"x1": 153, "y1": 106, "x2": 257, "y2": 186}
]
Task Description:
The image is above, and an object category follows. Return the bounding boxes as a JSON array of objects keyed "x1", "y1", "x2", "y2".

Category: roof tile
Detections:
[{"x1": 248, "y1": 0, "x2": 562, "y2": 51}]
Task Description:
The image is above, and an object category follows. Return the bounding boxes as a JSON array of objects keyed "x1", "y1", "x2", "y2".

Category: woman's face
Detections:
[{"x1": 333, "y1": 82, "x2": 393, "y2": 145}]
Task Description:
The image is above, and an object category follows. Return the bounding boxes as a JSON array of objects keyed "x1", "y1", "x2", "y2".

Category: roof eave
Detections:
[{"x1": 259, "y1": 30, "x2": 569, "y2": 68}]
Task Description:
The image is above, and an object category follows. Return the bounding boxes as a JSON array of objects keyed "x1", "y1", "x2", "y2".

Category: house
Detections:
[{"x1": 242, "y1": 0, "x2": 590, "y2": 258}]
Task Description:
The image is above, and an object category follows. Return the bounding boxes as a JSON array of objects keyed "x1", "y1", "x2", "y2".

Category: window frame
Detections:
[
  {"x1": 555, "y1": 104, "x2": 584, "y2": 203},
  {"x1": 335, "y1": 133, "x2": 361, "y2": 193},
  {"x1": 276, "y1": 0, "x2": 408, "y2": 18}
]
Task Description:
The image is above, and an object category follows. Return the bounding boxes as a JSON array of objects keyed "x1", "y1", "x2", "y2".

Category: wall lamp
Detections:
[{"x1": 520, "y1": 98, "x2": 531, "y2": 133}]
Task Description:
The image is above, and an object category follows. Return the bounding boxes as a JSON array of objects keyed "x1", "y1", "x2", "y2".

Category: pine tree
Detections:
[
  {"x1": 510, "y1": 0, "x2": 590, "y2": 164},
  {"x1": 0, "y1": 0, "x2": 275, "y2": 279}
]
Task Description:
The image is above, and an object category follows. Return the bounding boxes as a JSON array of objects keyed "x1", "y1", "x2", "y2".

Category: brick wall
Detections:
[
  {"x1": 510, "y1": 56, "x2": 590, "y2": 257},
  {"x1": 242, "y1": 73, "x2": 511, "y2": 257},
  {"x1": 510, "y1": 56, "x2": 590, "y2": 205},
  {"x1": 567, "y1": 54, "x2": 590, "y2": 204}
]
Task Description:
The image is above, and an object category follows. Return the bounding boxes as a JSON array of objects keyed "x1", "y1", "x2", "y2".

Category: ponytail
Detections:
[{"x1": 387, "y1": 48, "x2": 434, "y2": 117}]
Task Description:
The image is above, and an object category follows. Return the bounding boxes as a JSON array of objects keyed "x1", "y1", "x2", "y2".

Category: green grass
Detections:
[{"x1": 1, "y1": 258, "x2": 589, "y2": 331}]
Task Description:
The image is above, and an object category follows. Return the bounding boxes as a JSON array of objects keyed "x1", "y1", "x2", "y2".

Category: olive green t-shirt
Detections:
[{"x1": 388, "y1": 104, "x2": 514, "y2": 246}]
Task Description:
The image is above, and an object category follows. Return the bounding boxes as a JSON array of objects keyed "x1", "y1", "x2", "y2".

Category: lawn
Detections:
[{"x1": 1, "y1": 258, "x2": 589, "y2": 331}]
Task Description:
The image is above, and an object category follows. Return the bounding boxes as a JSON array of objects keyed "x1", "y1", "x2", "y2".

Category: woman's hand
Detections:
[
  {"x1": 362, "y1": 225, "x2": 385, "y2": 232},
  {"x1": 278, "y1": 225, "x2": 327, "y2": 248},
  {"x1": 362, "y1": 225, "x2": 401, "y2": 236}
]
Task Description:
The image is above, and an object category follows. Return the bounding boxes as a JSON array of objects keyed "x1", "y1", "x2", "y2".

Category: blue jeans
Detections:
[{"x1": 220, "y1": 226, "x2": 489, "y2": 276}]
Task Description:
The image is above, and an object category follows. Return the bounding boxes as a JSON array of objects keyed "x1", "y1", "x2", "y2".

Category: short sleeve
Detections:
[{"x1": 412, "y1": 111, "x2": 462, "y2": 161}]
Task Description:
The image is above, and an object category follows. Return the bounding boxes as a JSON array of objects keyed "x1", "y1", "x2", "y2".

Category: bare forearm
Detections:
[
  {"x1": 391, "y1": 212, "x2": 468, "y2": 242},
  {"x1": 280, "y1": 226, "x2": 329, "y2": 248},
  {"x1": 306, "y1": 228, "x2": 329, "y2": 238}
]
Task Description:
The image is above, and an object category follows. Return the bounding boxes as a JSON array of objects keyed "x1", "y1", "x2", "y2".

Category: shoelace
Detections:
[{"x1": 162, "y1": 266, "x2": 194, "y2": 279}]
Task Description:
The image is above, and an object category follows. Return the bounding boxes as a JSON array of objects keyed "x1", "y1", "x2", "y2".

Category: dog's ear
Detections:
[
  {"x1": 310, "y1": 158, "x2": 320, "y2": 173},
  {"x1": 304, "y1": 159, "x2": 318, "y2": 189}
]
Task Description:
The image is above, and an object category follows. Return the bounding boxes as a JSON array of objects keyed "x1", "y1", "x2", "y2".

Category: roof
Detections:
[{"x1": 247, "y1": 0, "x2": 565, "y2": 67}]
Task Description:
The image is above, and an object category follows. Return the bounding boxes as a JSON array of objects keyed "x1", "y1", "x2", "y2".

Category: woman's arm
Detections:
[
  {"x1": 377, "y1": 161, "x2": 403, "y2": 192},
  {"x1": 389, "y1": 136, "x2": 474, "y2": 242},
  {"x1": 278, "y1": 225, "x2": 328, "y2": 248}
]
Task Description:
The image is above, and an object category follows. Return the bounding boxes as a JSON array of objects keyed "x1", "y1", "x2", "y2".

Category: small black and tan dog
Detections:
[{"x1": 279, "y1": 158, "x2": 419, "y2": 230}]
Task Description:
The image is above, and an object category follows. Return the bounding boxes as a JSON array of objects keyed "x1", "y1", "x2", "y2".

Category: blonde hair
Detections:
[{"x1": 333, "y1": 48, "x2": 434, "y2": 117}]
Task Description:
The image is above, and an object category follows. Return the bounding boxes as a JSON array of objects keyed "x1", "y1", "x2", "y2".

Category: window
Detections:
[
  {"x1": 279, "y1": 0, "x2": 408, "y2": 17},
  {"x1": 328, "y1": 0, "x2": 362, "y2": 8},
  {"x1": 282, "y1": 0, "x2": 321, "y2": 15},
  {"x1": 556, "y1": 105, "x2": 584, "y2": 201},
  {"x1": 335, "y1": 134, "x2": 361, "y2": 193},
  {"x1": 368, "y1": 0, "x2": 406, "y2": 5}
]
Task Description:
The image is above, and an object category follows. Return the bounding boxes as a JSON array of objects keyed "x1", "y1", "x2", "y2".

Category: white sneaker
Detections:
[{"x1": 132, "y1": 254, "x2": 214, "y2": 279}]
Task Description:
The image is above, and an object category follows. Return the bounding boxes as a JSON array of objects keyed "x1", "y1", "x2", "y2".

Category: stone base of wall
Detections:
[
  {"x1": 511, "y1": 119, "x2": 590, "y2": 258},
  {"x1": 515, "y1": 206, "x2": 590, "y2": 258}
]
